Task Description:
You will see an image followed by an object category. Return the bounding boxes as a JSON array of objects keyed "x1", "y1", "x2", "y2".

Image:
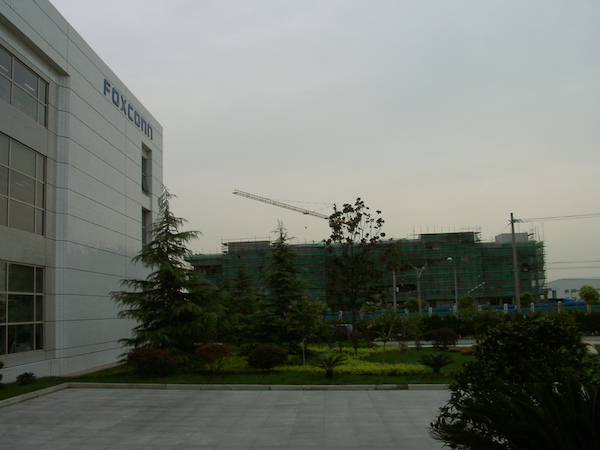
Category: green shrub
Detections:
[
  {"x1": 0, "y1": 360, "x2": 3, "y2": 386},
  {"x1": 431, "y1": 376, "x2": 600, "y2": 449},
  {"x1": 247, "y1": 345, "x2": 288, "y2": 371},
  {"x1": 311, "y1": 354, "x2": 347, "y2": 379},
  {"x1": 424, "y1": 328, "x2": 458, "y2": 350},
  {"x1": 431, "y1": 314, "x2": 599, "y2": 448},
  {"x1": 420, "y1": 353, "x2": 454, "y2": 374},
  {"x1": 16, "y1": 372, "x2": 36, "y2": 385},
  {"x1": 196, "y1": 343, "x2": 233, "y2": 372},
  {"x1": 125, "y1": 347, "x2": 176, "y2": 377}
]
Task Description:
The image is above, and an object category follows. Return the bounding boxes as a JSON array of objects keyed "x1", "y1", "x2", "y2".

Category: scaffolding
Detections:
[{"x1": 188, "y1": 231, "x2": 546, "y2": 307}]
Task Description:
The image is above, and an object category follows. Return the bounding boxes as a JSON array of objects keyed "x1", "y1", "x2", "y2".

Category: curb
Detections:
[{"x1": 0, "y1": 382, "x2": 449, "y2": 408}]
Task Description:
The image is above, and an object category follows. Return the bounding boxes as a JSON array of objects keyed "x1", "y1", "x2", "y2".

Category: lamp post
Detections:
[{"x1": 447, "y1": 257, "x2": 458, "y2": 310}]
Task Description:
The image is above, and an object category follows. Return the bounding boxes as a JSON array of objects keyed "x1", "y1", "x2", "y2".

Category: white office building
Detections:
[{"x1": 0, "y1": 0, "x2": 162, "y2": 381}]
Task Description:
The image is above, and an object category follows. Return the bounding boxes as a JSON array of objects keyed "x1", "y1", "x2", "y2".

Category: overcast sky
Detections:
[{"x1": 50, "y1": 0, "x2": 600, "y2": 282}]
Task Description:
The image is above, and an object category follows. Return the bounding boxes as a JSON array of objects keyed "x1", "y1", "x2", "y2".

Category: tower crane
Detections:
[{"x1": 233, "y1": 189, "x2": 330, "y2": 220}]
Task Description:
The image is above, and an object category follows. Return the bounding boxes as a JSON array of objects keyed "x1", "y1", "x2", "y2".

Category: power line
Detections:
[{"x1": 521, "y1": 213, "x2": 600, "y2": 222}]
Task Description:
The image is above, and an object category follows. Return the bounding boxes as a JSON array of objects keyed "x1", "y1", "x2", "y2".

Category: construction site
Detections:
[
  {"x1": 188, "y1": 231, "x2": 545, "y2": 308},
  {"x1": 188, "y1": 190, "x2": 546, "y2": 308}
]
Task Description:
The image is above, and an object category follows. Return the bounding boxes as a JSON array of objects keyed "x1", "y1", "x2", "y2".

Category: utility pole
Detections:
[{"x1": 511, "y1": 213, "x2": 521, "y2": 312}]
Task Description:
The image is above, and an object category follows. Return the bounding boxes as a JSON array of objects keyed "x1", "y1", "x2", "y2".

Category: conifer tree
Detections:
[
  {"x1": 111, "y1": 188, "x2": 219, "y2": 356},
  {"x1": 253, "y1": 223, "x2": 308, "y2": 346}
]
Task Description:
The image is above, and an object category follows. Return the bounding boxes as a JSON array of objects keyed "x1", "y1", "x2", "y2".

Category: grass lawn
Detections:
[{"x1": 0, "y1": 346, "x2": 470, "y2": 402}]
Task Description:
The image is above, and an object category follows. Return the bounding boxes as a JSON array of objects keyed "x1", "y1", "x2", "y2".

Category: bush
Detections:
[
  {"x1": 0, "y1": 360, "x2": 3, "y2": 386},
  {"x1": 431, "y1": 314, "x2": 599, "y2": 448},
  {"x1": 196, "y1": 343, "x2": 233, "y2": 372},
  {"x1": 424, "y1": 328, "x2": 458, "y2": 350},
  {"x1": 420, "y1": 353, "x2": 454, "y2": 375},
  {"x1": 125, "y1": 347, "x2": 176, "y2": 377},
  {"x1": 432, "y1": 376, "x2": 600, "y2": 449},
  {"x1": 311, "y1": 354, "x2": 347, "y2": 379},
  {"x1": 16, "y1": 372, "x2": 36, "y2": 385},
  {"x1": 247, "y1": 344, "x2": 288, "y2": 371}
]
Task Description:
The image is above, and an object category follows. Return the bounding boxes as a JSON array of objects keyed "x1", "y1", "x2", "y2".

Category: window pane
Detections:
[
  {"x1": 8, "y1": 264, "x2": 34, "y2": 292},
  {"x1": 0, "y1": 166, "x2": 7, "y2": 195},
  {"x1": 35, "y1": 267, "x2": 43, "y2": 293},
  {"x1": 10, "y1": 141, "x2": 36, "y2": 176},
  {"x1": 35, "y1": 323, "x2": 43, "y2": 350},
  {"x1": 35, "y1": 295, "x2": 43, "y2": 321},
  {"x1": 0, "y1": 47, "x2": 11, "y2": 77},
  {"x1": 9, "y1": 200, "x2": 35, "y2": 232},
  {"x1": 12, "y1": 86, "x2": 37, "y2": 121},
  {"x1": 0, "y1": 325, "x2": 5, "y2": 355},
  {"x1": 8, "y1": 324, "x2": 33, "y2": 353},
  {"x1": 10, "y1": 171, "x2": 35, "y2": 204},
  {"x1": 38, "y1": 79, "x2": 47, "y2": 102},
  {"x1": 36, "y1": 181, "x2": 44, "y2": 207},
  {"x1": 0, "y1": 262, "x2": 6, "y2": 291},
  {"x1": 0, "y1": 133, "x2": 8, "y2": 165},
  {"x1": 0, "y1": 294, "x2": 5, "y2": 322},
  {"x1": 13, "y1": 60, "x2": 37, "y2": 97},
  {"x1": 0, "y1": 75, "x2": 10, "y2": 103},
  {"x1": 7, "y1": 294, "x2": 34, "y2": 322}
]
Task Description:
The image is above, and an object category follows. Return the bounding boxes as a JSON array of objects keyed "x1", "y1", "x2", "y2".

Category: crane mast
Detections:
[{"x1": 233, "y1": 189, "x2": 330, "y2": 220}]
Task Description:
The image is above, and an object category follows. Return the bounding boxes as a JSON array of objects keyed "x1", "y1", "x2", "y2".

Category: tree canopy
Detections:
[{"x1": 111, "y1": 188, "x2": 220, "y2": 356}]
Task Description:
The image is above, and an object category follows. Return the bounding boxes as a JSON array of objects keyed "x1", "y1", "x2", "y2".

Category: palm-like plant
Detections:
[
  {"x1": 419, "y1": 352, "x2": 454, "y2": 375},
  {"x1": 312, "y1": 354, "x2": 347, "y2": 379}
]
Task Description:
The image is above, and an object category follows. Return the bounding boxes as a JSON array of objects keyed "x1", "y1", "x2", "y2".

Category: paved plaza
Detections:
[{"x1": 0, "y1": 385, "x2": 449, "y2": 449}]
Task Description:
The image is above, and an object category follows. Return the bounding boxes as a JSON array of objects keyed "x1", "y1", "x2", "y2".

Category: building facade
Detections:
[
  {"x1": 189, "y1": 231, "x2": 546, "y2": 308},
  {"x1": 0, "y1": 1, "x2": 162, "y2": 381},
  {"x1": 545, "y1": 279, "x2": 600, "y2": 301}
]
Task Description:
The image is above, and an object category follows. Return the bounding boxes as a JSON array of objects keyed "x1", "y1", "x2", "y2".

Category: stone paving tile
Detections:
[{"x1": 0, "y1": 388, "x2": 449, "y2": 449}]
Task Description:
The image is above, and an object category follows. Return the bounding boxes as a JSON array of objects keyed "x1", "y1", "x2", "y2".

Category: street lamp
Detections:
[{"x1": 447, "y1": 257, "x2": 458, "y2": 310}]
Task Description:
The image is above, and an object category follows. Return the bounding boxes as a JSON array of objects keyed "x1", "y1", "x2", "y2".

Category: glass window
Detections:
[
  {"x1": 35, "y1": 181, "x2": 44, "y2": 207},
  {"x1": 1, "y1": 134, "x2": 45, "y2": 235},
  {"x1": 0, "y1": 133, "x2": 8, "y2": 166},
  {"x1": 0, "y1": 47, "x2": 47, "y2": 126},
  {"x1": 0, "y1": 263, "x2": 42, "y2": 355},
  {"x1": 13, "y1": 60, "x2": 37, "y2": 97},
  {"x1": 9, "y1": 200, "x2": 35, "y2": 233},
  {"x1": 8, "y1": 264, "x2": 34, "y2": 292},
  {"x1": 0, "y1": 325, "x2": 5, "y2": 355},
  {"x1": 11, "y1": 141, "x2": 36, "y2": 176},
  {"x1": 0, "y1": 75, "x2": 10, "y2": 103},
  {"x1": 35, "y1": 323, "x2": 43, "y2": 350},
  {"x1": 0, "y1": 262, "x2": 5, "y2": 291},
  {"x1": 8, "y1": 324, "x2": 33, "y2": 353},
  {"x1": 8, "y1": 294, "x2": 34, "y2": 322},
  {"x1": 0, "y1": 46, "x2": 11, "y2": 77},
  {"x1": 35, "y1": 267, "x2": 43, "y2": 293},
  {"x1": 0, "y1": 166, "x2": 7, "y2": 195},
  {"x1": 34, "y1": 296, "x2": 42, "y2": 321},
  {"x1": 38, "y1": 78, "x2": 46, "y2": 101},
  {"x1": 12, "y1": 86, "x2": 37, "y2": 121},
  {"x1": 10, "y1": 171, "x2": 35, "y2": 204}
]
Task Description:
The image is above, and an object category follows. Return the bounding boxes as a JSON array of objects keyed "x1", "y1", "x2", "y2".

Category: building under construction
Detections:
[{"x1": 188, "y1": 231, "x2": 545, "y2": 308}]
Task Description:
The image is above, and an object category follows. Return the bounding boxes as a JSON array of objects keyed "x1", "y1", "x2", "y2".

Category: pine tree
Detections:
[
  {"x1": 253, "y1": 223, "x2": 308, "y2": 346},
  {"x1": 111, "y1": 188, "x2": 219, "y2": 356}
]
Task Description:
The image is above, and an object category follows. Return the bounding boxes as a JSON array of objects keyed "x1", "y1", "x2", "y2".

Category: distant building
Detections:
[
  {"x1": 188, "y1": 231, "x2": 546, "y2": 308},
  {"x1": 0, "y1": 1, "x2": 162, "y2": 381},
  {"x1": 545, "y1": 279, "x2": 600, "y2": 301}
]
